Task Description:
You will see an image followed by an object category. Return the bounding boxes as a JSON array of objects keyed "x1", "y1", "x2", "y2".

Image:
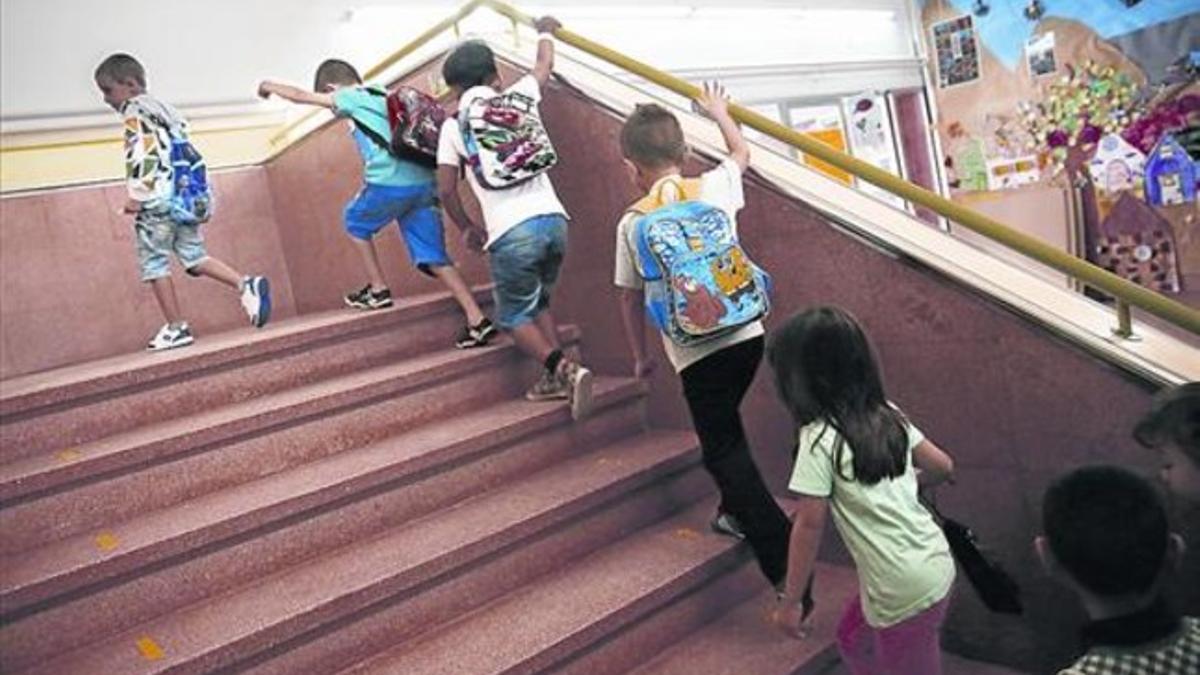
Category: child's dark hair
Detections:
[
  {"x1": 313, "y1": 59, "x2": 362, "y2": 92},
  {"x1": 94, "y1": 53, "x2": 146, "y2": 87},
  {"x1": 1134, "y1": 382, "x2": 1200, "y2": 463},
  {"x1": 620, "y1": 104, "x2": 686, "y2": 169},
  {"x1": 767, "y1": 306, "x2": 908, "y2": 485},
  {"x1": 442, "y1": 41, "x2": 498, "y2": 90},
  {"x1": 1042, "y1": 465, "x2": 1168, "y2": 597}
]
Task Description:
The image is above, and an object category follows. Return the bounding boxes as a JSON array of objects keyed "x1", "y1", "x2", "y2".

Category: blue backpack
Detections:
[
  {"x1": 148, "y1": 113, "x2": 213, "y2": 225},
  {"x1": 630, "y1": 179, "x2": 771, "y2": 346}
]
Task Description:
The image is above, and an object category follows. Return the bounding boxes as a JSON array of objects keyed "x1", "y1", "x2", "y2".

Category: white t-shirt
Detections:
[
  {"x1": 612, "y1": 158, "x2": 765, "y2": 373},
  {"x1": 788, "y1": 417, "x2": 955, "y2": 628},
  {"x1": 437, "y1": 75, "x2": 568, "y2": 250}
]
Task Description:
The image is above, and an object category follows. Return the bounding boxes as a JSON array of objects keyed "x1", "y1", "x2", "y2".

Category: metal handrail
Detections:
[{"x1": 16, "y1": 0, "x2": 1200, "y2": 337}]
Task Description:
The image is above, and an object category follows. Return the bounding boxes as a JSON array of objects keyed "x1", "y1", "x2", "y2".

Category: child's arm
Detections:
[
  {"x1": 695, "y1": 81, "x2": 750, "y2": 171},
  {"x1": 258, "y1": 81, "x2": 335, "y2": 109},
  {"x1": 618, "y1": 288, "x2": 655, "y2": 378},
  {"x1": 436, "y1": 165, "x2": 486, "y2": 251},
  {"x1": 913, "y1": 439, "x2": 956, "y2": 488},
  {"x1": 773, "y1": 495, "x2": 827, "y2": 636},
  {"x1": 530, "y1": 16, "x2": 562, "y2": 88}
]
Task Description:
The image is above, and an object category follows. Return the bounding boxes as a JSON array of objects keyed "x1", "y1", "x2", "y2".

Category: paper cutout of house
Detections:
[{"x1": 1088, "y1": 133, "x2": 1146, "y2": 195}]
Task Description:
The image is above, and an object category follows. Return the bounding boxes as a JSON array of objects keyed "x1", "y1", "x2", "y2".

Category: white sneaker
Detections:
[
  {"x1": 559, "y1": 360, "x2": 594, "y2": 422},
  {"x1": 240, "y1": 276, "x2": 272, "y2": 328},
  {"x1": 147, "y1": 323, "x2": 194, "y2": 351}
]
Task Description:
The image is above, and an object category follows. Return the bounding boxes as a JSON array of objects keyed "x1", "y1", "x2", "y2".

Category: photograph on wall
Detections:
[
  {"x1": 841, "y1": 92, "x2": 905, "y2": 208},
  {"x1": 787, "y1": 104, "x2": 854, "y2": 186},
  {"x1": 931, "y1": 14, "x2": 981, "y2": 88},
  {"x1": 1026, "y1": 32, "x2": 1057, "y2": 78}
]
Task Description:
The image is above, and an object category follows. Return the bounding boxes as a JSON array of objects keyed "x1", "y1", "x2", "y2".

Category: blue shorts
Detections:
[
  {"x1": 134, "y1": 210, "x2": 208, "y2": 281},
  {"x1": 344, "y1": 182, "x2": 450, "y2": 274},
  {"x1": 488, "y1": 214, "x2": 568, "y2": 330}
]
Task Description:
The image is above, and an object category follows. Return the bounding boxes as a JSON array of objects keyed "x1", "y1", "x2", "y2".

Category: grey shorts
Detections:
[{"x1": 134, "y1": 210, "x2": 208, "y2": 281}]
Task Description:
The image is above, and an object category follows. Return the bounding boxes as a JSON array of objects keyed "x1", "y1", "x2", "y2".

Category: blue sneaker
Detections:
[{"x1": 240, "y1": 276, "x2": 272, "y2": 328}]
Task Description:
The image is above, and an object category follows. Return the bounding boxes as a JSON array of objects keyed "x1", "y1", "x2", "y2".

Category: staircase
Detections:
[{"x1": 0, "y1": 288, "x2": 862, "y2": 674}]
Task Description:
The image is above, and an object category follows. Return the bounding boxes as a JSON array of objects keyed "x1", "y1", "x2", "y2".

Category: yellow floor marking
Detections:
[
  {"x1": 55, "y1": 448, "x2": 83, "y2": 463},
  {"x1": 135, "y1": 636, "x2": 165, "y2": 661},
  {"x1": 94, "y1": 532, "x2": 120, "y2": 552},
  {"x1": 673, "y1": 527, "x2": 700, "y2": 540}
]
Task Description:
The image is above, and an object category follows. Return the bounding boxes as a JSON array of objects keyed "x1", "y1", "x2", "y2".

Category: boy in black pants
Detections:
[{"x1": 612, "y1": 86, "x2": 810, "y2": 615}]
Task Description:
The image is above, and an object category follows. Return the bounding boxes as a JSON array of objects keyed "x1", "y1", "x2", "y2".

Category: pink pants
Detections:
[{"x1": 836, "y1": 591, "x2": 951, "y2": 675}]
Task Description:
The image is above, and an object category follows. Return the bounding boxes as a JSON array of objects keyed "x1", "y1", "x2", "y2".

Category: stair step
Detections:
[
  {"x1": 630, "y1": 566, "x2": 859, "y2": 675},
  {"x1": 0, "y1": 327, "x2": 579, "y2": 553},
  {"x1": 17, "y1": 431, "x2": 700, "y2": 675},
  {"x1": 341, "y1": 498, "x2": 768, "y2": 675},
  {"x1": 0, "y1": 377, "x2": 644, "y2": 618},
  {"x1": 1, "y1": 382, "x2": 651, "y2": 673},
  {"x1": 0, "y1": 288, "x2": 493, "y2": 459}
]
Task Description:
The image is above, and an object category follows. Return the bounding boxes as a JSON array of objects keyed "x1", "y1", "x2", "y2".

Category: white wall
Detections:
[{"x1": 1, "y1": 0, "x2": 919, "y2": 124}]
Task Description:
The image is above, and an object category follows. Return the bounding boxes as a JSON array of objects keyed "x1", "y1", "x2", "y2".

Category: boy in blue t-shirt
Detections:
[{"x1": 259, "y1": 60, "x2": 495, "y2": 348}]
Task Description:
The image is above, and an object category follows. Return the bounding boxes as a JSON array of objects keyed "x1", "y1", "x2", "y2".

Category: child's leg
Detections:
[
  {"x1": 351, "y1": 237, "x2": 389, "y2": 291},
  {"x1": 429, "y1": 265, "x2": 485, "y2": 326},
  {"x1": 400, "y1": 185, "x2": 487, "y2": 325},
  {"x1": 679, "y1": 337, "x2": 792, "y2": 585},
  {"x1": 872, "y1": 594, "x2": 950, "y2": 675},
  {"x1": 148, "y1": 277, "x2": 185, "y2": 325},
  {"x1": 172, "y1": 224, "x2": 270, "y2": 328},
  {"x1": 190, "y1": 258, "x2": 243, "y2": 290},
  {"x1": 837, "y1": 594, "x2": 879, "y2": 675}
]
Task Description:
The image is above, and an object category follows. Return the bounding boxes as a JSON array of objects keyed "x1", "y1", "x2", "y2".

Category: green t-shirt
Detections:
[
  {"x1": 332, "y1": 86, "x2": 433, "y2": 187},
  {"x1": 788, "y1": 416, "x2": 955, "y2": 628}
]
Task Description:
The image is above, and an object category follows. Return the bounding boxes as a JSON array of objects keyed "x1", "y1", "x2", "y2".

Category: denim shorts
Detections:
[
  {"x1": 344, "y1": 182, "x2": 450, "y2": 274},
  {"x1": 134, "y1": 210, "x2": 208, "y2": 281},
  {"x1": 488, "y1": 214, "x2": 568, "y2": 330}
]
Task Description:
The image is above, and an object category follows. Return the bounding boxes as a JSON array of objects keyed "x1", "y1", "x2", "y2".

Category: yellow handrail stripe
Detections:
[{"x1": 2, "y1": 123, "x2": 278, "y2": 154}]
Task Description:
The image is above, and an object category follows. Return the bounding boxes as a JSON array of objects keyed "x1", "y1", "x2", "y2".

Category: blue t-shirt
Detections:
[{"x1": 333, "y1": 86, "x2": 433, "y2": 187}]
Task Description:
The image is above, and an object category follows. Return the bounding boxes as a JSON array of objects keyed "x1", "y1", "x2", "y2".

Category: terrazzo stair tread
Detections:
[
  {"x1": 0, "y1": 385, "x2": 652, "y2": 673},
  {"x1": 0, "y1": 377, "x2": 644, "y2": 617},
  {"x1": 629, "y1": 565, "x2": 859, "y2": 675},
  {"x1": 341, "y1": 499, "x2": 760, "y2": 675},
  {"x1": 0, "y1": 324, "x2": 580, "y2": 505},
  {"x1": 0, "y1": 286, "x2": 494, "y2": 419},
  {"x1": 0, "y1": 289, "x2": 503, "y2": 464},
  {"x1": 18, "y1": 431, "x2": 699, "y2": 675}
]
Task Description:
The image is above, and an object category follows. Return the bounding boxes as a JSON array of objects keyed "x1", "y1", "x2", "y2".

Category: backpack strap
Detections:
[{"x1": 625, "y1": 177, "x2": 703, "y2": 216}]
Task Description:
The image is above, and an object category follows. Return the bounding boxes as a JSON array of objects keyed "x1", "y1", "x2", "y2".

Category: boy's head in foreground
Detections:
[
  {"x1": 94, "y1": 53, "x2": 146, "y2": 111},
  {"x1": 1037, "y1": 465, "x2": 1183, "y2": 615},
  {"x1": 442, "y1": 41, "x2": 500, "y2": 96},
  {"x1": 619, "y1": 103, "x2": 687, "y2": 192},
  {"x1": 313, "y1": 59, "x2": 362, "y2": 93},
  {"x1": 1135, "y1": 382, "x2": 1200, "y2": 501}
]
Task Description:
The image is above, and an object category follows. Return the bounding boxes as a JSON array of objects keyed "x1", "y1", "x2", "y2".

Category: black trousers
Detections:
[{"x1": 680, "y1": 336, "x2": 792, "y2": 585}]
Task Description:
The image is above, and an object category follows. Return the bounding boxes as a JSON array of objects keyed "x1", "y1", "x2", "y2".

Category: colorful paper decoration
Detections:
[
  {"x1": 841, "y1": 92, "x2": 905, "y2": 208},
  {"x1": 932, "y1": 15, "x2": 982, "y2": 89},
  {"x1": 1088, "y1": 133, "x2": 1146, "y2": 194},
  {"x1": 1145, "y1": 134, "x2": 1197, "y2": 206},
  {"x1": 1095, "y1": 193, "x2": 1181, "y2": 294},
  {"x1": 986, "y1": 155, "x2": 1041, "y2": 191}
]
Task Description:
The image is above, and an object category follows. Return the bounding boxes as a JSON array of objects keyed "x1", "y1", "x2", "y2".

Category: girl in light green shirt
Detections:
[{"x1": 767, "y1": 306, "x2": 957, "y2": 675}]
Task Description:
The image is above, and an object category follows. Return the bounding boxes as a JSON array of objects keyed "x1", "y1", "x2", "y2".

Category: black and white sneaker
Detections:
[
  {"x1": 344, "y1": 285, "x2": 393, "y2": 310},
  {"x1": 454, "y1": 318, "x2": 498, "y2": 348},
  {"x1": 240, "y1": 276, "x2": 272, "y2": 328},
  {"x1": 147, "y1": 322, "x2": 194, "y2": 351},
  {"x1": 710, "y1": 511, "x2": 746, "y2": 539}
]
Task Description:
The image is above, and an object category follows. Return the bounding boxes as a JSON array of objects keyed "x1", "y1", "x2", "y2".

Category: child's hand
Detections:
[
  {"x1": 694, "y1": 81, "x2": 731, "y2": 121},
  {"x1": 534, "y1": 15, "x2": 562, "y2": 33},
  {"x1": 122, "y1": 198, "x2": 142, "y2": 215},
  {"x1": 769, "y1": 601, "x2": 811, "y2": 639},
  {"x1": 463, "y1": 227, "x2": 486, "y2": 253}
]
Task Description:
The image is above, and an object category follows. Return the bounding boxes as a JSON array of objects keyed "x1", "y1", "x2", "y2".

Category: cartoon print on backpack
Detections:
[
  {"x1": 674, "y1": 275, "x2": 727, "y2": 330},
  {"x1": 461, "y1": 90, "x2": 558, "y2": 189}
]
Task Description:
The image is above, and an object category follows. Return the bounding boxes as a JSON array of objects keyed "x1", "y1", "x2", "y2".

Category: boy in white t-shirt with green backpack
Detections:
[{"x1": 435, "y1": 17, "x2": 594, "y2": 421}]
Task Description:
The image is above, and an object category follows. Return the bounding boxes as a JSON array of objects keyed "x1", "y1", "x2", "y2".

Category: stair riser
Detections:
[
  {"x1": 237, "y1": 467, "x2": 713, "y2": 675},
  {"x1": 0, "y1": 352, "x2": 534, "y2": 553},
  {"x1": 1, "y1": 309, "x2": 475, "y2": 462},
  {"x1": 102, "y1": 454, "x2": 701, "y2": 675},
  {"x1": 0, "y1": 399, "x2": 649, "y2": 671},
  {"x1": 552, "y1": 560, "x2": 764, "y2": 675}
]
